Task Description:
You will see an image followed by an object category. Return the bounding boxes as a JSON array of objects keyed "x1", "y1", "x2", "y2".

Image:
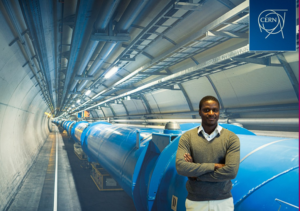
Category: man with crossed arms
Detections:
[{"x1": 176, "y1": 96, "x2": 240, "y2": 211}]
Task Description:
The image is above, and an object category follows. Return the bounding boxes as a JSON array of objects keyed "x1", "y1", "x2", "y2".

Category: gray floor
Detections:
[{"x1": 8, "y1": 126, "x2": 81, "y2": 211}]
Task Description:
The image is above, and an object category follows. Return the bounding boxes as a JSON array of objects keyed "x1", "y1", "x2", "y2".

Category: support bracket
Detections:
[
  {"x1": 142, "y1": 52, "x2": 154, "y2": 59},
  {"x1": 74, "y1": 76, "x2": 94, "y2": 80},
  {"x1": 22, "y1": 61, "x2": 29, "y2": 67},
  {"x1": 276, "y1": 54, "x2": 299, "y2": 99},
  {"x1": 9, "y1": 37, "x2": 19, "y2": 46},
  {"x1": 138, "y1": 72, "x2": 170, "y2": 75},
  {"x1": 119, "y1": 57, "x2": 135, "y2": 61},
  {"x1": 231, "y1": 57, "x2": 271, "y2": 66},
  {"x1": 69, "y1": 91, "x2": 81, "y2": 94},
  {"x1": 91, "y1": 33, "x2": 131, "y2": 42},
  {"x1": 174, "y1": 2, "x2": 203, "y2": 11},
  {"x1": 206, "y1": 30, "x2": 248, "y2": 39}
]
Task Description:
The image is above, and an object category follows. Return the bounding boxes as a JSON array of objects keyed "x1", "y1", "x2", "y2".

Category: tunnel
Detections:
[{"x1": 0, "y1": 0, "x2": 298, "y2": 211}]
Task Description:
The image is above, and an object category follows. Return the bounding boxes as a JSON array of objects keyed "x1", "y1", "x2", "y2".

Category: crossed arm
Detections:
[{"x1": 176, "y1": 133, "x2": 240, "y2": 182}]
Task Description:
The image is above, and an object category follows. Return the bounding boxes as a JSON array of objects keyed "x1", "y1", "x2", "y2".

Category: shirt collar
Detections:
[
  {"x1": 198, "y1": 124, "x2": 222, "y2": 134},
  {"x1": 197, "y1": 124, "x2": 223, "y2": 141}
]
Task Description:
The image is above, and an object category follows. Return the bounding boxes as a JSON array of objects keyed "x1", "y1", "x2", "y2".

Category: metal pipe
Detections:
[
  {"x1": 69, "y1": 0, "x2": 120, "y2": 93},
  {"x1": 18, "y1": 0, "x2": 57, "y2": 111},
  {"x1": 71, "y1": 41, "x2": 117, "y2": 101},
  {"x1": 86, "y1": 42, "x2": 117, "y2": 78},
  {"x1": 225, "y1": 104, "x2": 299, "y2": 114},
  {"x1": 111, "y1": 119, "x2": 216, "y2": 123},
  {"x1": 80, "y1": 122, "x2": 299, "y2": 211},
  {"x1": 112, "y1": 123, "x2": 165, "y2": 129},
  {"x1": 60, "y1": 0, "x2": 96, "y2": 110},
  {"x1": 69, "y1": 40, "x2": 99, "y2": 91},
  {"x1": 94, "y1": 0, "x2": 120, "y2": 31},
  {"x1": 68, "y1": 0, "x2": 151, "y2": 105},
  {"x1": 111, "y1": 118, "x2": 298, "y2": 126},
  {"x1": 115, "y1": 0, "x2": 150, "y2": 32},
  {"x1": 83, "y1": 103, "x2": 299, "y2": 119},
  {"x1": 55, "y1": 0, "x2": 63, "y2": 112},
  {"x1": 228, "y1": 118, "x2": 298, "y2": 126},
  {"x1": 2, "y1": 0, "x2": 53, "y2": 111}
]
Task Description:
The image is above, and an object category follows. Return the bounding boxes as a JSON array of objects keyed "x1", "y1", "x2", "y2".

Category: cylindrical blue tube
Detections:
[{"x1": 80, "y1": 122, "x2": 298, "y2": 211}]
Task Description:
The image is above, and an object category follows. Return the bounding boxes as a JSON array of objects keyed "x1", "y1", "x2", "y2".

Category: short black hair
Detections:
[{"x1": 199, "y1": 96, "x2": 220, "y2": 110}]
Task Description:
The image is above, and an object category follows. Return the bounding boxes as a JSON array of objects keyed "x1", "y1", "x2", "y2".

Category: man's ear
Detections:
[{"x1": 198, "y1": 109, "x2": 202, "y2": 117}]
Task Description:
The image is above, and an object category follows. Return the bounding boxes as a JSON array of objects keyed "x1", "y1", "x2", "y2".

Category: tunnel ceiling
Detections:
[{"x1": 1, "y1": 0, "x2": 298, "y2": 118}]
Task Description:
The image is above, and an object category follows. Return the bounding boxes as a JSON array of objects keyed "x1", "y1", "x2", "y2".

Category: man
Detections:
[{"x1": 176, "y1": 96, "x2": 240, "y2": 211}]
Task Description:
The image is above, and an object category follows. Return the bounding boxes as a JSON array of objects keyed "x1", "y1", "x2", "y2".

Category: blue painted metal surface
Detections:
[
  {"x1": 73, "y1": 122, "x2": 298, "y2": 211},
  {"x1": 80, "y1": 121, "x2": 111, "y2": 162},
  {"x1": 63, "y1": 121, "x2": 71, "y2": 130},
  {"x1": 60, "y1": 120, "x2": 65, "y2": 128},
  {"x1": 66, "y1": 121, "x2": 73, "y2": 129},
  {"x1": 70, "y1": 121, "x2": 89, "y2": 143},
  {"x1": 232, "y1": 136, "x2": 299, "y2": 211},
  {"x1": 65, "y1": 121, "x2": 71, "y2": 129},
  {"x1": 151, "y1": 133, "x2": 298, "y2": 211},
  {"x1": 82, "y1": 124, "x2": 167, "y2": 210},
  {"x1": 219, "y1": 123, "x2": 256, "y2": 135},
  {"x1": 62, "y1": 121, "x2": 68, "y2": 129},
  {"x1": 179, "y1": 123, "x2": 256, "y2": 136},
  {"x1": 66, "y1": 121, "x2": 76, "y2": 135}
]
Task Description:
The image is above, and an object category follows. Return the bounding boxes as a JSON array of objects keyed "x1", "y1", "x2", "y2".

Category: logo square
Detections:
[{"x1": 249, "y1": 0, "x2": 297, "y2": 51}]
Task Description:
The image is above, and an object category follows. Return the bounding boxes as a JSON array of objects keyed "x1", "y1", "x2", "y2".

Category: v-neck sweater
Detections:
[{"x1": 176, "y1": 127, "x2": 240, "y2": 201}]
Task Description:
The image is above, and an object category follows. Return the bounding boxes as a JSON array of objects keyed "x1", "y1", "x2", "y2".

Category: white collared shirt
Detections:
[{"x1": 198, "y1": 124, "x2": 223, "y2": 141}]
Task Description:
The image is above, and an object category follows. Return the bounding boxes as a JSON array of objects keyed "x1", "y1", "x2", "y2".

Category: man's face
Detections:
[{"x1": 199, "y1": 100, "x2": 220, "y2": 127}]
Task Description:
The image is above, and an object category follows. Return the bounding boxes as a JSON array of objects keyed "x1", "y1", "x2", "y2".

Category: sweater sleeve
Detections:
[
  {"x1": 196, "y1": 133, "x2": 240, "y2": 182},
  {"x1": 176, "y1": 131, "x2": 215, "y2": 177}
]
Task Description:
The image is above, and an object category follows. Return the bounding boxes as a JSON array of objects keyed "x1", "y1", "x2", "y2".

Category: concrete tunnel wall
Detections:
[{"x1": 0, "y1": 10, "x2": 50, "y2": 210}]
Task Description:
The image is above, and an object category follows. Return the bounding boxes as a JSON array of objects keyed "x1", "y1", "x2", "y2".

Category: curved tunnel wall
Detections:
[
  {"x1": 0, "y1": 8, "x2": 50, "y2": 210},
  {"x1": 88, "y1": 50, "x2": 298, "y2": 123}
]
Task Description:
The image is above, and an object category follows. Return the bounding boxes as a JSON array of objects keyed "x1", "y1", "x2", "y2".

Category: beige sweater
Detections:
[{"x1": 176, "y1": 127, "x2": 240, "y2": 201}]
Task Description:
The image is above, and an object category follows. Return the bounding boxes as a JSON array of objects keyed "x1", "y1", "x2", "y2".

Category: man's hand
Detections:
[
  {"x1": 184, "y1": 153, "x2": 197, "y2": 180},
  {"x1": 184, "y1": 153, "x2": 224, "y2": 171},
  {"x1": 184, "y1": 153, "x2": 193, "y2": 163},
  {"x1": 214, "y1": 163, "x2": 225, "y2": 170}
]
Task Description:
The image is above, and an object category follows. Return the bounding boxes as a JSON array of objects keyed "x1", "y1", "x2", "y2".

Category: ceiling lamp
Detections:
[
  {"x1": 77, "y1": 99, "x2": 81, "y2": 103},
  {"x1": 85, "y1": 90, "x2": 91, "y2": 95},
  {"x1": 104, "y1": 66, "x2": 119, "y2": 79},
  {"x1": 72, "y1": 104, "x2": 75, "y2": 107}
]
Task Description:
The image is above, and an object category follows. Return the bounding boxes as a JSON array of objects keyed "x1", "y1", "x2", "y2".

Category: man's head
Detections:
[{"x1": 199, "y1": 96, "x2": 220, "y2": 127}]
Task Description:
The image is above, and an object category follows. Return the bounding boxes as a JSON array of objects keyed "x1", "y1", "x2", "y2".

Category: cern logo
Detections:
[{"x1": 258, "y1": 9, "x2": 287, "y2": 39}]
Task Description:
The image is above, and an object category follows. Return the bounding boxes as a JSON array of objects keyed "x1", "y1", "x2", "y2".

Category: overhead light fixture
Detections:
[
  {"x1": 85, "y1": 90, "x2": 91, "y2": 95},
  {"x1": 104, "y1": 66, "x2": 119, "y2": 79},
  {"x1": 72, "y1": 104, "x2": 75, "y2": 107},
  {"x1": 77, "y1": 99, "x2": 81, "y2": 104}
]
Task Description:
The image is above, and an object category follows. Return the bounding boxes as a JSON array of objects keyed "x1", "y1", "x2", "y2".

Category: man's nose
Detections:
[{"x1": 208, "y1": 110, "x2": 214, "y2": 115}]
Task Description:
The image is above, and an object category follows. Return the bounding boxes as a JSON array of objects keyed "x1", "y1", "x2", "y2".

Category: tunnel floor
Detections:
[
  {"x1": 8, "y1": 127, "x2": 81, "y2": 211},
  {"x1": 60, "y1": 131, "x2": 137, "y2": 211},
  {"x1": 7, "y1": 126, "x2": 136, "y2": 211}
]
